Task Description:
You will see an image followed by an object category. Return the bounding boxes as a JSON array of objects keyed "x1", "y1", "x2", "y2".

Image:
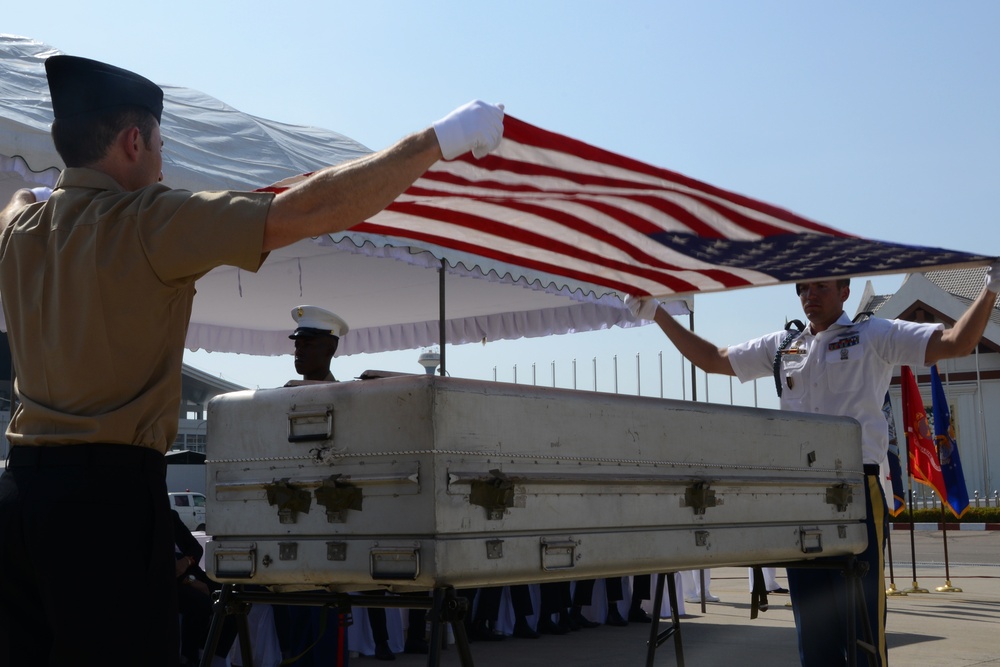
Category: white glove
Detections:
[
  {"x1": 433, "y1": 100, "x2": 505, "y2": 160},
  {"x1": 624, "y1": 294, "x2": 661, "y2": 320},
  {"x1": 986, "y1": 259, "x2": 1000, "y2": 294},
  {"x1": 29, "y1": 186, "x2": 53, "y2": 202}
]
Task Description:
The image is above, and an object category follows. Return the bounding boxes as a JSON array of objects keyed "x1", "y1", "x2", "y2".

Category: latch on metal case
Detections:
[
  {"x1": 315, "y1": 475, "x2": 364, "y2": 523},
  {"x1": 825, "y1": 484, "x2": 853, "y2": 512},
  {"x1": 684, "y1": 482, "x2": 718, "y2": 515},
  {"x1": 469, "y1": 469, "x2": 516, "y2": 520},
  {"x1": 264, "y1": 478, "x2": 312, "y2": 524}
]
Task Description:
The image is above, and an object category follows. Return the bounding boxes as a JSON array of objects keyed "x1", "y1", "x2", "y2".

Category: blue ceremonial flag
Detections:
[
  {"x1": 882, "y1": 392, "x2": 907, "y2": 516},
  {"x1": 930, "y1": 366, "x2": 970, "y2": 518}
]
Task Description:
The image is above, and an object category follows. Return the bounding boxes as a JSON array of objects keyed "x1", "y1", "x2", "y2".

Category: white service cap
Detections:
[{"x1": 288, "y1": 305, "x2": 349, "y2": 339}]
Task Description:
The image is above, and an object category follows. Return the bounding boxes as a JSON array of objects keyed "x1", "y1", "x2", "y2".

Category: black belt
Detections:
[
  {"x1": 6, "y1": 443, "x2": 165, "y2": 471},
  {"x1": 863, "y1": 464, "x2": 880, "y2": 476}
]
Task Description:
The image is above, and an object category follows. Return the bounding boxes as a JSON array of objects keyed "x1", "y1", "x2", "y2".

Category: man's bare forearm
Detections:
[
  {"x1": 652, "y1": 306, "x2": 735, "y2": 376},
  {"x1": 262, "y1": 128, "x2": 441, "y2": 252},
  {"x1": 925, "y1": 286, "x2": 999, "y2": 365}
]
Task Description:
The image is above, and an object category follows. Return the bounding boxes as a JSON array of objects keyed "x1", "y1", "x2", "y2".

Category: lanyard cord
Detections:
[{"x1": 772, "y1": 319, "x2": 805, "y2": 397}]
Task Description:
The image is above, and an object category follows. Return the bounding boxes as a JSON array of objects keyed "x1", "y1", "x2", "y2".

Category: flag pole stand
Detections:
[
  {"x1": 900, "y1": 485, "x2": 929, "y2": 594},
  {"x1": 885, "y1": 530, "x2": 907, "y2": 596},
  {"x1": 934, "y1": 504, "x2": 963, "y2": 593}
]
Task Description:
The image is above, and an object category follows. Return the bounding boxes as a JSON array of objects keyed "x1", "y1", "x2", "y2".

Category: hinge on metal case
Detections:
[
  {"x1": 684, "y1": 482, "x2": 718, "y2": 515},
  {"x1": 264, "y1": 478, "x2": 312, "y2": 524},
  {"x1": 314, "y1": 474, "x2": 364, "y2": 523},
  {"x1": 825, "y1": 484, "x2": 853, "y2": 512},
  {"x1": 469, "y1": 469, "x2": 516, "y2": 520}
]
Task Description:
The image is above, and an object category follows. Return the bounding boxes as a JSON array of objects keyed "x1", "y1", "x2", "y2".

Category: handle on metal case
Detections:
[
  {"x1": 287, "y1": 408, "x2": 333, "y2": 443},
  {"x1": 212, "y1": 543, "x2": 257, "y2": 580},
  {"x1": 799, "y1": 527, "x2": 823, "y2": 554},
  {"x1": 540, "y1": 539, "x2": 578, "y2": 571},
  {"x1": 369, "y1": 546, "x2": 420, "y2": 581}
]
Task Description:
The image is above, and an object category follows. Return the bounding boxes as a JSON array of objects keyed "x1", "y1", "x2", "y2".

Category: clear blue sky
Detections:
[{"x1": 7, "y1": 2, "x2": 998, "y2": 409}]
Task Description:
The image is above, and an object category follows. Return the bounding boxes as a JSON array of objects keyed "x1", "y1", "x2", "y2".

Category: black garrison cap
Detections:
[{"x1": 45, "y1": 55, "x2": 164, "y2": 123}]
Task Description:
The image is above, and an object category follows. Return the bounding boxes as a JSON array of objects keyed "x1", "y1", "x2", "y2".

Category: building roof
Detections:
[
  {"x1": 923, "y1": 267, "x2": 989, "y2": 301},
  {"x1": 856, "y1": 267, "x2": 1000, "y2": 351},
  {"x1": 180, "y1": 363, "x2": 245, "y2": 406}
]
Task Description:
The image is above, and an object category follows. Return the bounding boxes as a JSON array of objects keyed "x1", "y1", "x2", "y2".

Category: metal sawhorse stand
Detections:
[
  {"x1": 645, "y1": 571, "x2": 685, "y2": 667},
  {"x1": 644, "y1": 557, "x2": 877, "y2": 667},
  {"x1": 200, "y1": 584, "x2": 476, "y2": 667}
]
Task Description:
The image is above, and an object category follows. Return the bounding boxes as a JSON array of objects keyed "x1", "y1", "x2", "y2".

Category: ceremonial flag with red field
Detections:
[{"x1": 900, "y1": 366, "x2": 947, "y2": 497}]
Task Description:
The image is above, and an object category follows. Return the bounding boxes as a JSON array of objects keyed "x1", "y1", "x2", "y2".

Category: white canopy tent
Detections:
[{"x1": 0, "y1": 35, "x2": 643, "y2": 361}]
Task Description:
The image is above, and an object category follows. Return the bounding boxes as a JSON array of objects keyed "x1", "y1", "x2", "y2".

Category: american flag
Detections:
[{"x1": 262, "y1": 115, "x2": 992, "y2": 300}]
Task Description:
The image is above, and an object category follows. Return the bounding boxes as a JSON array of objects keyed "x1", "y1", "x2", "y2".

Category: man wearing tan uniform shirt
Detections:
[{"x1": 0, "y1": 55, "x2": 504, "y2": 666}]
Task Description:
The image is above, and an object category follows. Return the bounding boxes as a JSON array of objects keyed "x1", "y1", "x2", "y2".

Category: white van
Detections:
[{"x1": 169, "y1": 491, "x2": 206, "y2": 532}]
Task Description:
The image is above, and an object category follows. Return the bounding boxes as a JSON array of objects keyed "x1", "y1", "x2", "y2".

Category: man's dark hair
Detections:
[
  {"x1": 51, "y1": 105, "x2": 157, "y2": 168},
  {"x1": 795, "y1": 278, "x2": 850, "y2": 295}
]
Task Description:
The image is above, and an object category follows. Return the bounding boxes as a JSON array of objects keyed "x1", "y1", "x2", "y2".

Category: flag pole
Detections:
[
  {"x1": 901, "y1": 478, "x2": 929, "y2": 594},
  {"x1": 899, "y1": 366, "x2": 930, "y2": 593},
  {"x1": 932, "y1": 364, "x2": 964, "y2": 593},
  {"x1": 935, "y1": 502, "x2": 961, "y2": 592},
  {"x1": 882, "y1": 390, "x2": 906, "y2": 596},
  {"x1": 885, "y1": 529, "x2": 906, "y2": 596}
]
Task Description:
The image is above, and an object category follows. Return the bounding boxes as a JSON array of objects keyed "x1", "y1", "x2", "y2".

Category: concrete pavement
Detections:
[{"x1": 370, "y1": 530, "x2": 1000, "y2": 666}]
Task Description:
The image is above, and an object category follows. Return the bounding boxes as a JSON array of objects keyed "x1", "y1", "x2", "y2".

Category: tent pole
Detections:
[
  {"x1": 688, "y1": 311, "x2": 697, "y2": 403},
  {"x1": 439, "y1": 258, "x2": 446, "y2": 376}
]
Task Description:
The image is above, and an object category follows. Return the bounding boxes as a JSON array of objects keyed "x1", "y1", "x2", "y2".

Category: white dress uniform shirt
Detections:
[{"x1": 727, "y1": 312, "x2": 941, "y2": 466}]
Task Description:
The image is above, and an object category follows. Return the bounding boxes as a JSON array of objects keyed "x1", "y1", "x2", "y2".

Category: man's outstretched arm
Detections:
[
  {"x1": 263, "y1": 100, "x2": 503, "y2": 252},
  {"x1": 628, "y1": 297, "x2": 736, "y2": 376},
  {"x1": 924, "y1": 260, "x2": 1000, "y2": 365}
]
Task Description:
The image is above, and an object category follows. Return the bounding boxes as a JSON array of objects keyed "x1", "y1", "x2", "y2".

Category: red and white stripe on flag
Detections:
[{"x1": 260, "y1": 116, "x2": 990, "y2": 299}]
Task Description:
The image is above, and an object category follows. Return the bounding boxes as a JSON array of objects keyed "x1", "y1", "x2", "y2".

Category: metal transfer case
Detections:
[{"x1": 204, "y1": 375, "x2": 867, "y2": 592}]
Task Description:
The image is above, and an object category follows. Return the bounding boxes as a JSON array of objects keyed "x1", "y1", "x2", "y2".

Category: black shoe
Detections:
[
  {"x1": 471, "y1": 620, "x2": 506, "y2": 642},
  {"x1": 403, "y1": 638, "x2": 429, "y2": 654},
  {"x1": 536, "y1": 616, "x2": 569, "y2": 635},
  {"x1": 769, "y1": 587, "x2": 789, "y2": 594},
  {"x1": 628, "y1": 606, "x2": 652, "y2": 623},
  {"x1": 557, "y1": 610, "x2": 578, "y2": 632},
  {"x1": 605, "y1": 606, "x2": 629, "y2": 627},
  {"x1": 374, "y1": 640, "x2": 396, "y2": 661},
  {"x1": 570, "y1": 609, "x2": 599, "y2": 629},
  {"x1": 512, "y1": 617, "x2": 539, "y2": 639}
]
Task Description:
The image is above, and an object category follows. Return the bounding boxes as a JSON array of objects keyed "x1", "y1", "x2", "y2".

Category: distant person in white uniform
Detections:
[
  {"x1": 681, "y1": 570, "x2": 719, "y2": 604},
  {"x1": 749, "y1": 567, "x2": 787, "y2": 595}
]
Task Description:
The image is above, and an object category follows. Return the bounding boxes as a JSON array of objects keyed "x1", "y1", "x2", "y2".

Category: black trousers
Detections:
[
  {"x1": 569, "y1": 575, "x2": 651, "y2": 608},
  {"x1": 539, "y1": 581, "x2": 572, "y2": 617},
  {"x1": 0, "y1": 444, "x2": 178, "y2": 666},
  {"x1": 472, "y1": 585, "x2": 534, "y2": 624}
]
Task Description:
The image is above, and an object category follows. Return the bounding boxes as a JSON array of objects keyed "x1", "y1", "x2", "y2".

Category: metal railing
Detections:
[{"x1": 902, "y1": 489, "x2": 999, "y2": 511}]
